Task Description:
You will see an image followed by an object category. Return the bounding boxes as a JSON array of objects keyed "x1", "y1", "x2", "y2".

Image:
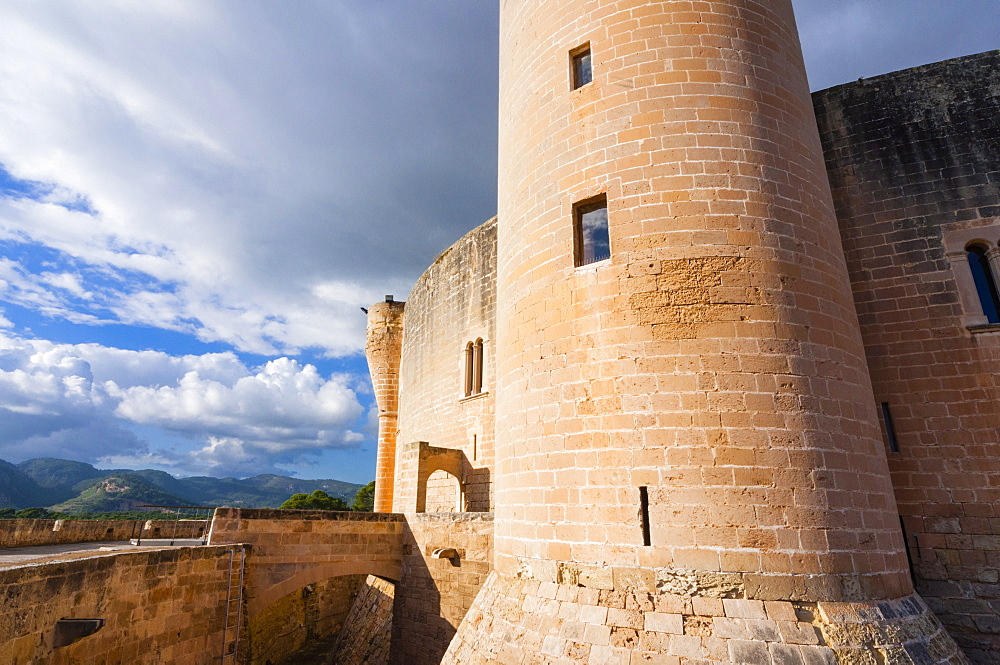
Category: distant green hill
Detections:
[
  {"x1": 18, "y1": 457, "x2": 105, "y2": 489},
  {"x1": 17, "y1": 458, "x2": 106, "y2": 503},
  {"x1": 3, "y1": 457, "x2": 366, "y2": 511},
  {"x1": 49, "y1": 473, "x2": 191, "y2": 514},
  {"x1": 0, "y1": 459, "x2": 50, "y2": 509}
]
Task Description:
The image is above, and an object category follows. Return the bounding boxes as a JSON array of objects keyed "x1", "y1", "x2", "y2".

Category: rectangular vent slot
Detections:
[{"x1": 640, "y1": 486, "x2": 651, "y2": 547}]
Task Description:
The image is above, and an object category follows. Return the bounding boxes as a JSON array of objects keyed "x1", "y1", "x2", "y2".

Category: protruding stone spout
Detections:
[{"x1": 53, "y1": 618, "x2": 105, "y2": 648}]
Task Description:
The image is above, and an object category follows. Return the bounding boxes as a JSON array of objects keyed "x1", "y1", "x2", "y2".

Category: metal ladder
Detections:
[{"x1": 220, "y1": 547, "x2": 246, "y2": 663}]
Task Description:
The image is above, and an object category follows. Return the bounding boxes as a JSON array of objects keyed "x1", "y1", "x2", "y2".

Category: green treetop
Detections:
[
  {"x1": 279, "y1": 489, "x2": 348, "y2": 511},
  {"x1": 351, "y1": 481, "x2": 375, "y2": 512}
]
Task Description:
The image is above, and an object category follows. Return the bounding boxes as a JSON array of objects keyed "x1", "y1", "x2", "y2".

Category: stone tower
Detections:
[
  {"x1": 443, "y1": 0, "x2": 965, "y2": 661},
  {"x1": 365, "y1": 297, "x2": 405, "y2": 513}
]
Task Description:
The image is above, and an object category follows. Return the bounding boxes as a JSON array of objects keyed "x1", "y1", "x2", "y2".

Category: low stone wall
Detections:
[
  {"x1": 391, "y1": 512, "x2": 493, "y2": 665},
  {"x1": 0, "y1": 518, "x2": 207, "y2": 549},
  {"x1": 0, "y1": 545, "x2": 241, "y2": 665}
]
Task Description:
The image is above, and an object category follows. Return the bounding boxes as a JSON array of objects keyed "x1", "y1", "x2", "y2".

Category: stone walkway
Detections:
[{"x1": 0, "y1": 539, "x2": 206, "y2": 569}]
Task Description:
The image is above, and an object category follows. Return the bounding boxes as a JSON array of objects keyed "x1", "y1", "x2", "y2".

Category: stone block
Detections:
[{"x1": 644, "y1": 612, "x2": 684, "y2": 634}]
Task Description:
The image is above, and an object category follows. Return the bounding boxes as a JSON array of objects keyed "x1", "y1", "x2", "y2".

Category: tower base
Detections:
[{"x1": 442, "y1": 571, "x2": 968, "y2": 664}]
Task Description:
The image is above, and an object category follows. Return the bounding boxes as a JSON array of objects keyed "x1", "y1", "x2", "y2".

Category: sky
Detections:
[{"x1": 0, "y1": 1, "x2": 996, "y2": 483}]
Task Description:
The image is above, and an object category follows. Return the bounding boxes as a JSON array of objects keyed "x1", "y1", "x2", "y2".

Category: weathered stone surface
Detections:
[
  {"x1": 0, "y1": 517, "x2": 206, "y2": 548},
  {"x1": 816, "y1": 49, "x2": 1000, "y2": 663},
  {"x1": 0, "y1": 545, "x2": 241, "y2": 665},
  {"x1": 441, "y1": 574, "x2": 968, "y2": 665},
  {"x1": 328, "y1": 575, "x2": 396, "y2": 665}
]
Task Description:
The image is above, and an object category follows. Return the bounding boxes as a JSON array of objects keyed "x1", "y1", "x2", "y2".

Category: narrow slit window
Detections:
[
  {"x1": 967, "y1": 244, "x2": 1000, "y2": 323},
  {"x1": 571, "y1": 44, "x2": 592, "y2": 90},
  {"x1": 880, "y1": 402, "x2": 900, "y2": 453},
  {"x1": 639, "y1": 486, "x2": 651, "y2": 546},
  {"x1": 574, "y1": 196, "x2": 610, "y2": 266}
]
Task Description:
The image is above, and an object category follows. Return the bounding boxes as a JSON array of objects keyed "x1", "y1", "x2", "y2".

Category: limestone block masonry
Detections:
[
  {"x1": 329, "y1": 575, "x2": 396, "y2": 665},
  {"x1": 434, "y1": 0, "x2": 967, "y2": 662},
  {"x1": 0, "y1": 545, "x2": 241, "y2": 665},
  {"x1": 366, "y1": 298, "x2": 407, "y2": 512},
  {"x1": 392, "y1": 219, "x2": 497, "y2": 515},
  {"x1": 815, "y1": 51, "x2": 1000, "y2": 663},
  {"x1": 207, "y1": 508, "x2": 404, "y2": 618},
  {"x1": 0, "y1": 517, "x2": 205, "y2": 548},
  {"x1": 444, "y1": 572, "x2": 965, "y2": 664},
  {"x1": 392, "y1": 513, "x2": 494, "y2": 665}
]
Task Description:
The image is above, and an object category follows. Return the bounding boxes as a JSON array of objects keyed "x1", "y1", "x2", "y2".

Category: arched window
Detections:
[
  {"x1": 967, "y1": 244, "x2": 1000, "y2": 324},
  {"x1": 463, "y1": 339, "x2": 485, "y2": 397},
  {"x1": 463, "y1": 342, "x2": 474, "y2": 397},
  {"x1": 473, "y1": 338, "x2": 484, "y2": 394}
]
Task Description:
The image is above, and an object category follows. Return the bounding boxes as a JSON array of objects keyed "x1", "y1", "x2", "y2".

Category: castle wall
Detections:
[
  {"x1": 0, "y1": 545, "x2": 240, "y2": 665},
  {"x1": 391, "y1": 513, "x2": 493, "y2": 665},
  {"x1": 394, "y1": 218, "x2": 497, "y2": 513},
  {"x1": 815, "y1": 50, "x2": 1000, "y2": 663},
  {"x1": 0, "y1": 517, "x2": 205, "y2": 548}
]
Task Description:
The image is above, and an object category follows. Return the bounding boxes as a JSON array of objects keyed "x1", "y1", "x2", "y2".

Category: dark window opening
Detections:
[
  {"x1": 571, "y1": 44, "x2": 592, "y2": 89},
  {"x1": 639, "y1": 486, "x2": 651, "y2": 547},
  {"x1": 967, "y1": 245, "x2": 1000, "y2": 323},
  {"x1": 574, "y1": 196, "x2": 610, "y2": 266},
  {"x1": 880, "y1": 402, "x2": 900, "y2": 453}
]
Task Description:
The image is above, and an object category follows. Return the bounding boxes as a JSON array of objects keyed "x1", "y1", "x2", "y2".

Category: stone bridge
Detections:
[{"x1": 207, "y1": 508, "x2": 404, "y2": 616}]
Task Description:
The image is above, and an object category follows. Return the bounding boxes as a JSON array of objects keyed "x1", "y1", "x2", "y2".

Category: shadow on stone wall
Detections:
[{"x1": 390, "y1": 513, "x2": 494, "y2": 665}]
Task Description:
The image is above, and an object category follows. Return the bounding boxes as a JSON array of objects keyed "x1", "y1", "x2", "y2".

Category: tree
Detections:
[
  {"x1": 279, "y1": 489, "x2": 348, "y2": 511},
  {"x1": 14, "y1": 507, "x2": 59, "y2": 519},
  {"x1": 351, "y1": 481, "x2": 375, "y2": 512}
]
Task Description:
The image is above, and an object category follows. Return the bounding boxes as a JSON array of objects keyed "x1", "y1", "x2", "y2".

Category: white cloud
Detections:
[
  {"x1": 111, "y1": 357, "x2": 364, "y2": 447},
  {"x1": 0, "y1": 2, "x2": 497, "y2": 356},
  {"x1": 0, "y1": 333, "x2": 366, "y2": 475},
  {"x1": 188, "y1": 437, "x2": 310, "y2": 478}
]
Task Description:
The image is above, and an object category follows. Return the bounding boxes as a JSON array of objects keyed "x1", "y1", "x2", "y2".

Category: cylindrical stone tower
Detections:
[
  {"x1": 444, "y1": 0, "x2": 965, "y2": 661},
  {"x1": 365, "y1": 297, "x2": 405, "y2": 513}
]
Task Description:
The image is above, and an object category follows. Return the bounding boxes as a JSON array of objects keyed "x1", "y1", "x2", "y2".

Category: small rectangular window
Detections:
[
  {"x1": 571, "y1": 44, "x2": 592, "y2": 89},
  {"x1": 880, "y1": 402, "x2": 900, "y2": 453},
  {"x1": 574, "y1": 195, "x2": 610, "y2": 266}
]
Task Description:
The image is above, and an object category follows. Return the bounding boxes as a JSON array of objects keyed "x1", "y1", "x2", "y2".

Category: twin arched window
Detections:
[
  {"x1": 463, "y1": 339, "x2": 484, "y2": 397},
  {"x1": 967, "y1": 243, "x2": 1000, "y2": 324}
]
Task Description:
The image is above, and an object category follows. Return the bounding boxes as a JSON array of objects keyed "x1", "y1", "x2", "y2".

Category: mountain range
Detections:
[{"x1": 0, "y1": 457, "x2": 365, "y2": 513}]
